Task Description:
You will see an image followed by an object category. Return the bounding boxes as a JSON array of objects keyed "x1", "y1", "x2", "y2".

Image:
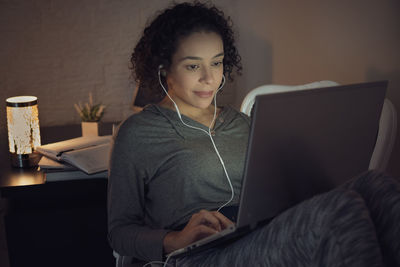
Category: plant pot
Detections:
[{"x1": 81, "y1": 121, "x2": 99, "y2": 137}]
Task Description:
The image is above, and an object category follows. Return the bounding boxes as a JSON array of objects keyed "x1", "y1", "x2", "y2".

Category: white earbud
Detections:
[
  {"x1": 217, "y1": 74, "x2": 226, "y2": 91},
  {"x1": 158, "y1": 65, "x2": 167, "y2": 77}
]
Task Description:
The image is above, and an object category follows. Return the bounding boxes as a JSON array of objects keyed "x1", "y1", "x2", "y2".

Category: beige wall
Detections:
[
  {"x1": 234, "y1": 0, "x2": 400, "y2": 176},
  {"x1": 0, "y1": 0, "x2": 235, "y2": 156},
  {"x1": 1, "y1": 0, "x2": 399, "y2": 175}
]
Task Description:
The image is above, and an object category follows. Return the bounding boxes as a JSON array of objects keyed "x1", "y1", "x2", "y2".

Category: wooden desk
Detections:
[{"x1": 0, "y1": 123, "x2": 115, "y2": 267}]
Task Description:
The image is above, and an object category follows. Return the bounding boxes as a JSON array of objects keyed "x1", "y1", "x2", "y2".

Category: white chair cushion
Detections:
[
  {"x1": 240, "y1": 81, "x2": 339, "y2": 116},
  {"x1": 240, "y1": 80, "x2": 397, "y2": 172}
]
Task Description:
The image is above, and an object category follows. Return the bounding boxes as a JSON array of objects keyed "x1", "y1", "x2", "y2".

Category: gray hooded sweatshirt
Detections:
[{"x1": 107, "y1": 104, "x2": 250, "y2": 261}]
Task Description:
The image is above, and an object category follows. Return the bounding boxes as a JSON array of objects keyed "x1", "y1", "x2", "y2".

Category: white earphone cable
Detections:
[
  {"x1": 155, "y1": 69, "x2": 234, "y2": 267},
  {"x1": 158, "y1": 69, "x2": 234, "y2": 212}
]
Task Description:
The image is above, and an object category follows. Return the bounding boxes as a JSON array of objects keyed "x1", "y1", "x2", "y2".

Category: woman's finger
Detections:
[
  {"x1": 188, "y1": 210, "x2": 222, "y2": 232},
  {"x1": 197, "y1": 210, "x2": 223, "y2": 231},
  {"x1": 211, "y1": 211, "x2": 234, "y2": 229},
  {"x1": 193, "y1": 224, "x2": 219, "y2": 239}
]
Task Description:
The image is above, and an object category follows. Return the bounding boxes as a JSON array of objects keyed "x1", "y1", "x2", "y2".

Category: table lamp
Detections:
[{"x1": 6, "y1": 96, "x2": 41, "y2": 167}]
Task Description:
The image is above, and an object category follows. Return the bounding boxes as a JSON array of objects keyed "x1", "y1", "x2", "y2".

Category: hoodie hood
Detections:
[{"x1": 141, "y1": 104, "x2": 244, "y2": 139}]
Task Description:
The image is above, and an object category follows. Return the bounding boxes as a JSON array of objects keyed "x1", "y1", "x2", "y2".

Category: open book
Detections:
[
  {"x1": 38, "y1": 155, "x2": 77, "y2": 171},
  {"x1": 36, "y1": 135, "x2": 112, "y2": 174}
]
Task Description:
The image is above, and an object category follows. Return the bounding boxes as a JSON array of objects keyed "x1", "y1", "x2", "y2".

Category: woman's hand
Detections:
[{"x1": 163, "y1": 209, "x2": 234, "y2": 254}]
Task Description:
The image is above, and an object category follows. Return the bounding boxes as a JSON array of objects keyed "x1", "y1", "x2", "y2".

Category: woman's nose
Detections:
[{"x1": 200, "y1": 67, "x2": 215, "y2": 85}]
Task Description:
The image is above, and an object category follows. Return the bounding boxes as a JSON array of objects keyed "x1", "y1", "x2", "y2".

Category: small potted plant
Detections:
[{"x1": 74, "y1": 93, "x2": 106, "y2": 136}]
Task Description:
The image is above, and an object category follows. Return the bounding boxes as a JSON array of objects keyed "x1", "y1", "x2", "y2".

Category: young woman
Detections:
[{"x1": 108, "y1": 2, "x2": 400, "y2": 266}]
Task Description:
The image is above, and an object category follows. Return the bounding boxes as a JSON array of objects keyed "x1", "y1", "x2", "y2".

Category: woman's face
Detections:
[{"x1": 166, "y1": 31, "x2": 224, "y2": 111}]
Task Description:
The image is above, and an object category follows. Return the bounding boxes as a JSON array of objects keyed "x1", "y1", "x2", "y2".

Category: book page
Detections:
[
  {"x1": 38, "y1": 156, "x2": 77, "y2": 171},
  {"x1": 60, "y1": 143, "x2": 111, "y2": 174},
  {"x1": 36, "y1": 135, "x2": 111, "y2": 160}
]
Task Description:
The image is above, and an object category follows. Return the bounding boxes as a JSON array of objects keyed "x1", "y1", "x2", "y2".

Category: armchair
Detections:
[{"x1": 114, "y1": 80, "x2": 397, "y2": 267}]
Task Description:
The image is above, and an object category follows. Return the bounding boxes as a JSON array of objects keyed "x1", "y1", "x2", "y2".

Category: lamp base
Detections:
[{"x1": 10, "y1": 153, "x2": 41, "y2": 168}]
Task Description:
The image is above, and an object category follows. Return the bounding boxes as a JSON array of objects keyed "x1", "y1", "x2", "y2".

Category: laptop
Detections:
[{"x1": 167, "y1": 80, "x2": 388, "y2": 259}]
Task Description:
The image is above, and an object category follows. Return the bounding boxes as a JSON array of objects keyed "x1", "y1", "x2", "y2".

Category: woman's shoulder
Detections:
[
  {"x1": 122, "y1": 104, "x2": 161, "y2": 123},
  {"x1": 223, "y1": 105, "x2": 251, "y2": 126},
  {"x1": 115, "y1": 105, "x2": 168, "y2": 138}
]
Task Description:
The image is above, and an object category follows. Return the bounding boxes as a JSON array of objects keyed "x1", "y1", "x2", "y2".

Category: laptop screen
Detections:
[{"x1": 236, "y1": 81, "x2": 387, "y2": 229}]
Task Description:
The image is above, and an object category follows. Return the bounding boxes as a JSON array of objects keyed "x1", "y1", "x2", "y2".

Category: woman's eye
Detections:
[
  {"x1": 212, "y1": 61, "x2": 223, "y2": 67},
  {"x1": 186, "y1": 64, "x2": 199, "y2": 71}
]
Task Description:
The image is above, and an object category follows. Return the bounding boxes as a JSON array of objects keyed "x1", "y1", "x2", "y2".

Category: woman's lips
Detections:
[{"x1": 193, "y1": 91, "x2": 214, "y2": 98}]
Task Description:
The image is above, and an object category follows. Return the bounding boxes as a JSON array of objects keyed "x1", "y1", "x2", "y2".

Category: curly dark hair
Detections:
[{"x1": 131, "y1": 1, "x2": 242, "y2": 105}]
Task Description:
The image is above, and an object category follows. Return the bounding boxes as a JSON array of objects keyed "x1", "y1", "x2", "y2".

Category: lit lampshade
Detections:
[{"x1": 6, "y1": 96, "x2": 41, "y2": 167}]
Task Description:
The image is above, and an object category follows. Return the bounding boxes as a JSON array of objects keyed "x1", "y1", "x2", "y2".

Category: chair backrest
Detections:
[
  {"x1": 240, "y1": 81, "x2": 340, "y2": 116},
  {"x1": 240, "y1": 81, "x2": 397, "y2": 172},
  {"x1": 369, "y1": 98, "x2": 397, "y2": 171}
]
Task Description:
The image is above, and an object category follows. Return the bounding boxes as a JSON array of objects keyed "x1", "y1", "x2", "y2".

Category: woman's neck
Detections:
[{"x1": 158, "y1": 97, "x2": 220, "y2": 128}]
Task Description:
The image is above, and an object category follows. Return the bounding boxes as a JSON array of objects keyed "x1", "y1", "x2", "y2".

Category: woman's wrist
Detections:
[{"x1": 163, "y1": 231, "x2": 179, "y2": 254}]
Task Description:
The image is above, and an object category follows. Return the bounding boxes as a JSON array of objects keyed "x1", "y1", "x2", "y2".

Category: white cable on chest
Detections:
[{"x1": 158, "y1": 66, "x2": 234, "y2": 211}]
